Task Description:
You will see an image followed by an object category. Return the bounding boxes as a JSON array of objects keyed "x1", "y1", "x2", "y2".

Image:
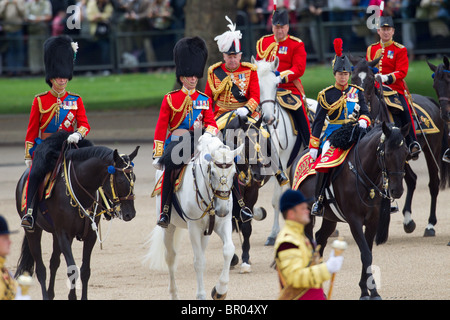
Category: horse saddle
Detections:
[
  {"x1": 20, "y1": 167, "x2": 60, "y2": 213},
  {"x1": 382, "y1": 86, "x2": 439, "y2": 135},
  {"x1": 151, "y1": 165, "x2": 187, "y2": 198}
]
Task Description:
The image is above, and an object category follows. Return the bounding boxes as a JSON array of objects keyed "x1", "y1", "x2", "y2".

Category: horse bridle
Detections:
[{"x1": 64, "y1": 154, "x2": 136, "y2": 219}]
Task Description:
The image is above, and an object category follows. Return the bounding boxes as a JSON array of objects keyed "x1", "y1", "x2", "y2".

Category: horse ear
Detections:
[
  {"x1": 401, "y1": 122, "x2": 411, "y2": 138},
  {"x1": 113, "y1": 149, "x2": 122, "y2": 164},
  {"x1": 444, "y1": 56, "x2": 450, "y2": 70},
  {"x1": 348, "y1": 53, "x2": 360, "y2": 66},
  {"x1": 273, "y1": 56, "x2": 279, "y2": 71},
  {"x1": 251, "y1": 55, "x2": 256, "y2": 65},
  {"x1": 232, "y1": 144, "x2": 244, "y2": 158},
  {"x1": 381, "y1": 121, "x2": 391, "y2": 138},
  {"x1": 129, "y1": 146, "x2": 140, "y2": 161},
  {"x1": 427, "y1": 60, "x2": 437, "y2": 73},
  {"x1": 368, "y1": 57, "x2": 381, "y2": 68}
]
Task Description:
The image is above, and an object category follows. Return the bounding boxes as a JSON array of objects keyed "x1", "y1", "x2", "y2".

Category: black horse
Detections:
[
  {"x1": 351, "y1": 56, "x2": 450, "y2": 237},
  {"x1": 221, "y1": 115, "x2": 271, "y2": 273},
  {"x1": 427, "y1": 56, "x2": 450, "y2": 122},
  {"x1": 15, "y1": 133, "x2": 139, "y2": 300},
  {"x1": 292, "y1": 122, "x2": 410, "y2": 299}
]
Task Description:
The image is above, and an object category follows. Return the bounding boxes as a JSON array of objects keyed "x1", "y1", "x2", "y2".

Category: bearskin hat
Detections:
[
  {"x1": 44, "y1": 35, "x2": 76, "y2": 87},
  {"x1": 272, "y1": 8, "x2": 289, "y2": 26},
  {"x1": 174, "y1": 36, "x2": 208, "y2": 84}
]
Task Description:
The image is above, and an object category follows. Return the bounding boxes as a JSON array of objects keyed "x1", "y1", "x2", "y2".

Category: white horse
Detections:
[
  {"x1": 253, "y1": 57, "x2": 317, "y2": 245},
  {"x1": 143, "y1": 134, "x2": 244, "y2": 300}
]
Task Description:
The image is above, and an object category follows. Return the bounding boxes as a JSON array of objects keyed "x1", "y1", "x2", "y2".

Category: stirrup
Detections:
[
  {"x1": 443, "y1": 149, "x2": 450, "y2": 164},
  {"x1": 311, "y1": 197, "x2": 324, "y2": 217},
  {"x1": 21, "y1": 211, "x2": 35, "y2": 230},
  {"x1": 409, "y1": 142, "x2": 421, "y2": 160},
  {"x1": 157, "y1": 205, "x2": 170, "y2": 228},
  {"x1": 240, "y1": 207, "x2": 253, "y2": 223}
]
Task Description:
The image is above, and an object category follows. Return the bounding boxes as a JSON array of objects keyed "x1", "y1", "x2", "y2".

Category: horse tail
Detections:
[
  {"x1": 14, "y1": 235, "x2": 35, "y2": 278},
  {"x1": 142, "y1": 226, "x2": 185, "y2": 271},
  {"x1": 375, "y1": 196, "x2": 391, "y2": 245}
]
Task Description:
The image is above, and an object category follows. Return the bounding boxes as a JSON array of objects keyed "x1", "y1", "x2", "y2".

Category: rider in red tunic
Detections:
[
  {"x1": 21, "y1": 36, "x2": 91, "y2": 230},
  {"x1": 152, "y1": 37, "x2": 218, "y2": 228},
  {"x1": 366, "y1": 15, "x2": 421, "y2": 159}
]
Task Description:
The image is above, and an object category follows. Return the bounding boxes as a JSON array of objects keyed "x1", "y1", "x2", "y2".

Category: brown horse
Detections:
[
  {"x1": 15, "y1": 134, "x2": 139, "y2": 299},
  {"x1": 291, "y1": 122, "x2": 410, "y2": 299},
  {"x1": 351, "y1": 56, "x2": 450, "y2": 237}
]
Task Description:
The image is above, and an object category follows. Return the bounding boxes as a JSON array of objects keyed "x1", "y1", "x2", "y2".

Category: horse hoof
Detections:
[
  {"x1": 264, "y1": 237, "x2": 276, "y2": 246},
  {"x1": 239, "y1": 262, "x2": 252, "y2": 274},
  {"x1": 253, "y1": 207, "x2": 267, "y2": 221},
  {"x1": 230, "y1": 254, "x2": 239, "y2": 267},
  {"x1": 211, "y1": 287, "x2": 227, "y2": 300},
  {"x1": 359, "y1": 295, "x2": 370, "y2": 300},
  {"x1": 370, "y1": 296, "x2": 382, "y2": 300},
  {"x1": 403, "y1": 220, "x2": 416, "y2": 233},
  {"x1": 423, "y1": 227, "x2": 436, "y2": 237}
]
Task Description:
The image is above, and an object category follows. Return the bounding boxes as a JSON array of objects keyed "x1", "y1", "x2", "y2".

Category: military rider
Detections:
[
  {"x1": 153, "y1": 37, "x2": 218, "y2": 228},
  {"x1": 21, "y1": 35, "x2": 90, "y2": 230},
  {"x1": 366, "y1": 15, "x2": 421, "y2": 160},
  {"x1": 309, "y1": 39, "x2": 371, "y2": 216}
]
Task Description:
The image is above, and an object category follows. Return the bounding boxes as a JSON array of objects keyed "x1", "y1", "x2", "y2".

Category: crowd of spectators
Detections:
[{"x1": 0, "y1": 0, "x2": 449, "y2": 76}]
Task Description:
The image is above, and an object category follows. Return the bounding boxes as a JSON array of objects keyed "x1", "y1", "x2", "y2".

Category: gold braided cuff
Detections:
[
  {"x1": 205, "y1": 125, "x2": 218, "y2": 136},
  {"x1": 153, "y1": 140, "x2": 164, "y2": 159},
  {"x1": 309, "y1": 136, "x2": 320, "y2": 149},
  {"x1": 245, "y1": 98, "x2": 259, "y2": 113},
  {"x1": 358, "y1": 115, "x2": 371, "y2": 126},
  {"x1": 25, "y1": 141, "x2": 34, "y2": 160},
  {"x1": 77, "y1": 126, "x2": 89, "y2": 138}
]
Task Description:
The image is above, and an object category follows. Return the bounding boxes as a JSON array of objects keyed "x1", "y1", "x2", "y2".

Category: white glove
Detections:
[
  {"x1": 376, "y1": 74, "x2": 389, "y2": 83},
  {"x1": 25, "y1": 159, "x2": 32, "y2": 168},
  {"x1": 67, "y1": 132, "x2": 82, "y2": 144},
  {"x1": 275, "y1": 75, "x2": 282, "y2": 84},
  {"x1": 235, "y1": 107, "x2": 249, "y2": 117},
  {"x1": 358, "y1": 119, "x2": 368, "y2": 129},
  {"x1": 325, "y1": 250, "x2": 344, "y2": 274},
  {"x1": 309, "y1": 148, "x2": 318, "y2": 161},
  {"x1": 152, "y1": 158, "x2": 163, "y2": 170}
]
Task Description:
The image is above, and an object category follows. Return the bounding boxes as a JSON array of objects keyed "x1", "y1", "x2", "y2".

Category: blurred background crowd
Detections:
[{"x1": 0, "y1": 0, "x2": 449, "y2": 76}]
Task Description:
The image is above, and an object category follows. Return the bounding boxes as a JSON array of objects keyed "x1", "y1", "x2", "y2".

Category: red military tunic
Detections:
[
  {"x1": 256, "y1": 34, "x2": 307, "y2": 97},
  {"x1": 25, "y1": 90, "x2": 90, "y2": 159},
  {"x1": 366, "y1": 40, "x2": 408, "y2": 95},
  {"x1": 204, "y1": 62, "x2": 260, "y2": 119},
  {"x1": 153, "y1": 87, "x2": 218, "y2": 158}
]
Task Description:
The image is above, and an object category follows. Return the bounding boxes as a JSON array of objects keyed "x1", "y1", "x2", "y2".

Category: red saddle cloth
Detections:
[{"x1": 292, "y1": 145, "x2": 353, "y2": 190}]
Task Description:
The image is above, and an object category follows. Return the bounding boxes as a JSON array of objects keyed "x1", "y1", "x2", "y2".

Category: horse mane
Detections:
[{"x1": 66, "y1": 146, "x2": 113, "y2": 162}]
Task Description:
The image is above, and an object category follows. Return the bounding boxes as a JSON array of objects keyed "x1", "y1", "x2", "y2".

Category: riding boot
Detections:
[
  {"x1": 443, "y1": 148, "x2": 450, "y2": 164},
  {"x1": 311, "y1": 172, "x2": 328, "y2": 217},
  {"x1": 21, "y1": 170, "x2": 40, "y2": 231},
  {"x1": 157, "y1": 171, "x2": 173, "y2": 228},
  {"x1": 232, "y1": 178, "x2": 253, "y2": 223}
]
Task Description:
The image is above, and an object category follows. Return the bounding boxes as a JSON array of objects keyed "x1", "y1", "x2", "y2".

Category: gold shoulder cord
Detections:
[
  {"x1": 166, "y1": 94, "x2": 193, "y2": 132},
  {"x1": 38, "y1": 96, "x2": 61, "y2": 130},
  {"x1": 318, "y1": 90, "x2": 346, "y2": 122}
]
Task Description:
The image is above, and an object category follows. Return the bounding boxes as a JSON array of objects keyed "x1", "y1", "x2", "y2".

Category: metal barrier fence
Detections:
[{"x1": 0, "y1": 7, "x2": 449, "y2": 75}]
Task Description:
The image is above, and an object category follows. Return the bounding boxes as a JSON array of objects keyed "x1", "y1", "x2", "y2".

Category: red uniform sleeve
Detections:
[
  {"x1": 25, "y1": 97, "x2": 40, "y2": 145},
  {"x1": 245, "y1": 70, "x2": 260, "y2": 113},
  {"x1": 153, "y1": 95, "x2": 171, "y2": 158},
  {"x1": 74, "y1": 97, "x2": 90, "y2": 138},
  {"x1": 283, "y1": 40, "x2": 307, "y2": 83},
  {"x1": 391, "y1": 47, "x2": 408, "y2": 84},
  {"x1": 201, "y1": 96, "x2": 218, "y2": 134}
]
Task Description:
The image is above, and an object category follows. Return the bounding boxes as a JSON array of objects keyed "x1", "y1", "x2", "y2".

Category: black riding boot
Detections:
[
  {"x1": 311, "y1": 172, "x2": 328, "y2": 217},
  {"x1": 21, "y1": 168, "x2": 40, "y2": 231},
  {"x1": 265, "y1": 134, "x2": 289, "y2": 186},
  {"x1": 157, "y1": 171, "x2": 174, "y2": 228}
]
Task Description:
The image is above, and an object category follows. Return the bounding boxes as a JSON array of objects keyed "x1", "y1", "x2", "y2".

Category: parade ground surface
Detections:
[{"x1": 0, "y1": 110, "x2": 449, "y2": 300}]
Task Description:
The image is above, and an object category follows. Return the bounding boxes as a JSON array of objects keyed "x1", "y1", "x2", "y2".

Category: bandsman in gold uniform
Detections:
[{"x1": 274, "y1": 189, "x2": 343, "y2": 300}]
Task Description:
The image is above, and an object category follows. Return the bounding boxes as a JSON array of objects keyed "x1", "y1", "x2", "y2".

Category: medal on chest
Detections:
[{"x1": 230, "y1": 73, "x2": 247, "y2": 96}]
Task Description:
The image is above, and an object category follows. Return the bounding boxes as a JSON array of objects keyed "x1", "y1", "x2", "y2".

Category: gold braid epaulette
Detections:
[
  {"x1": 207, "y1": 62, "x2": 233, "y2": 102},
  {"x1": 349, "y1": 84, "x2": 364, "y2": 92},
  {"x1": 166, "y1": 92, "x2": 193, "y2": 130},
  {"x1": 241, "y1": 62, "x2": 257, "y2": 71},
  {"x1": 256, "y1": 35, "x2": 278, "y2": 61},
  {"x1": 37, "y1": 96, "x2": 60, "y2": 131},
  {"x1": 317, "y1": 86, "x2": 346, "y2": 119},
  {"x1": 35, "y1": 91, "x2": 49, "y2": 98}
]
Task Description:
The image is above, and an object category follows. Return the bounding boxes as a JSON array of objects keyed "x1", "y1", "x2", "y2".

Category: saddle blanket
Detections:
[
  {"x1": 292, "y1": 146, "x2": 352, "y2": 190},
  {"x1": 151, "y1": 166, "x2": 187, "y2": 197},
  {"x1": 383, "y1": 87, "x2": 439, "y2": 135},
  {"x1": 21, "y1": 172, "x2": 55, "y2": 212}
]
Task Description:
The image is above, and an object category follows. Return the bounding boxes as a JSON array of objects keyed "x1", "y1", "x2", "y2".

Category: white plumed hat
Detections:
[{"x1": 214, "y1": 16, "x2": 242, "y2": 54}]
